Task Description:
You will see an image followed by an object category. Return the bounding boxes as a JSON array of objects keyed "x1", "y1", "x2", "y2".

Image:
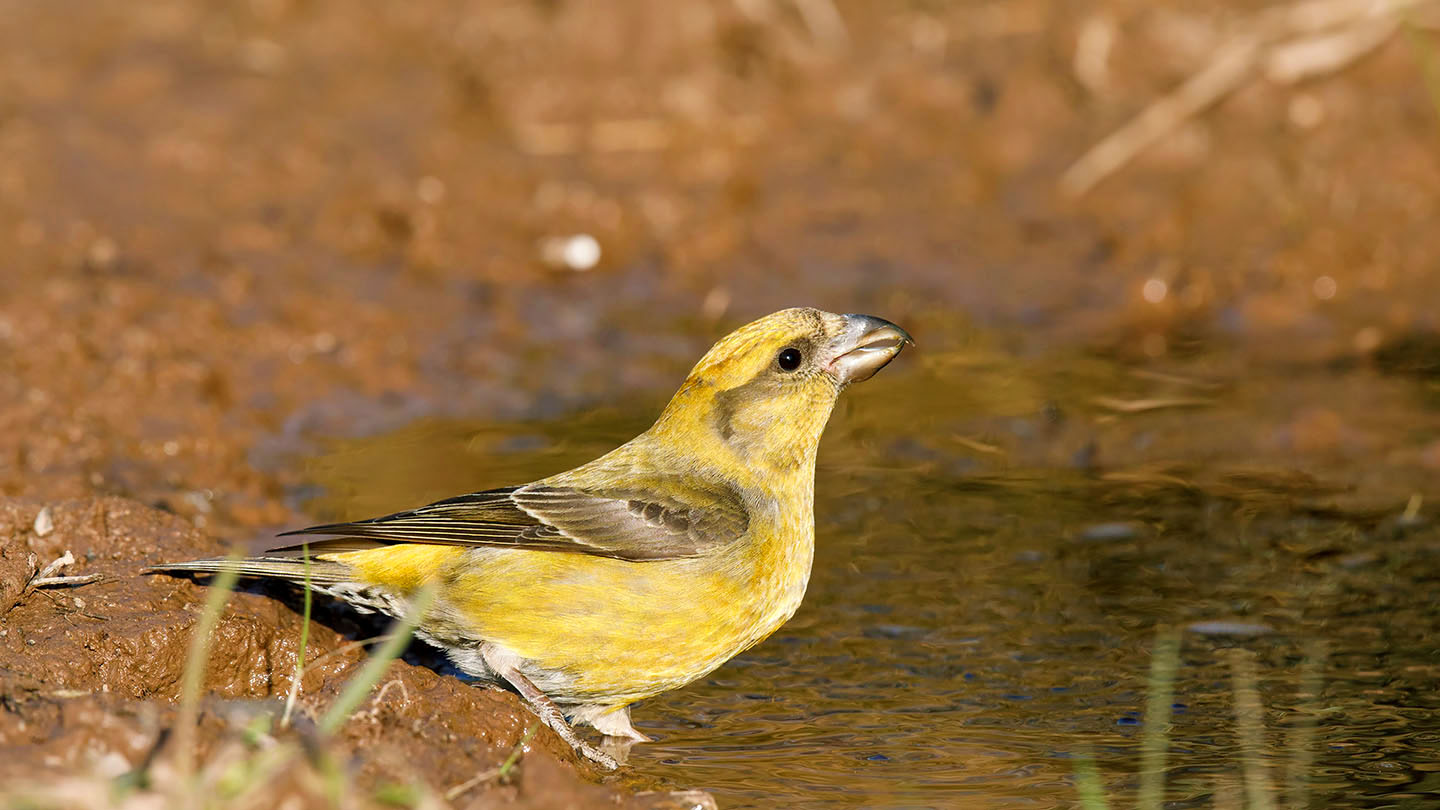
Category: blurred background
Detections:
[{"x1": 2, "y1": 1, "x2": 1440, "y2": 808}]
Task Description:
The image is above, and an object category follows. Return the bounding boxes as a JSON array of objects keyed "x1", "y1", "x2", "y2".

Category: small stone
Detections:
[
  {"x1": 539, "y1": 234, "x2": 601, "y2": 272},
  {"x1": 33, "y1": 507, "x2": 54, "y2": 537},
  {"x1": 1078, "y1": 522, "x2": 1141, "y2": 542},
  {"x1": 1187, "y1": 621, "x2": 1273, "y2": 636}
]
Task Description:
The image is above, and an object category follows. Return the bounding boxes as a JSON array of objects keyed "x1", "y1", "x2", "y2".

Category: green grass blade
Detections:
[
  {"x1": 498, "y1": 723, "x2": 539, "y2": 779},
  {"x1": 319, "y1": 584, "x2": 437, "y2": 736},
  {"x1": 1072, "y1": 746, "x2": 1111, "y2": 810},
  {"x1": 1229, "y1": 648, "x2": 1276, "y2": 810},
  {"x1": 175, "y1": 554, "x2": 242, "y2": 787},
  {"x1": 1284, "y1": 640, "x2": 1328, "y2": 810},
  {"x1": 1138, "y1": 626, "x2": 1181, "y2": 810},
  {"x1": 281, "y1": 543, "x2": 314, "y2": 728}
]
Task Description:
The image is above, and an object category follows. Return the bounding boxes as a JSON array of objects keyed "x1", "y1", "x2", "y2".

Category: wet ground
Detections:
[
  {"x1": 304, "y1": 331, "x2": 1440, "y2": 809},
  {"x1": 3, "y1": 0, "x2": 1440, "y2": 807}
]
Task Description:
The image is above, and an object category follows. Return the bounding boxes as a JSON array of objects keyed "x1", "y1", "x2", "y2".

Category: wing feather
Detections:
[{"x1": 272, "y1": 481, "x2": 748, "y2": 562}]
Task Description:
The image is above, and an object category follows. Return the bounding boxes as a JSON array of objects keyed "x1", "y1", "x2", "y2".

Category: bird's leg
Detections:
[
  {"x1": 480, "y1": 646, "x2": 618, "y2": 771},
  {"x1": 588, "y1": 704, "x2": 652, "y2": 742}
]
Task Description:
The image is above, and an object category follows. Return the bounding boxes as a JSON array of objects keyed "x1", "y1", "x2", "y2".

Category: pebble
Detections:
[
  {"x1": 1077, "y1": 522, "x2": 1140, "y2": 542},
  {"x1": 1186, "y1": 621, "x2": 1273, "y2": 636},
  {"x1": 539, "y1": 234, "x2": 601, "y2": 271},
  {"x1": 33, "y1": 507, "x2": 54, "y2": 537}
]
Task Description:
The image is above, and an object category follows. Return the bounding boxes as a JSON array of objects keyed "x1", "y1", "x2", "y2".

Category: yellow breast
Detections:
[{"x1": 327, "y1": 504, "x2": 813, "y2": 704}]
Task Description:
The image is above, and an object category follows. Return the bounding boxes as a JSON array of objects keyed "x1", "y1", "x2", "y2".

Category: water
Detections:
[{"x1": 294, "y1": 348, "x2": 1440, "y2": 809}]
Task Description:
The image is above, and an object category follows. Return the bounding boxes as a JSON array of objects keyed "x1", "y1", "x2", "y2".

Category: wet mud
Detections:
[
  {"x1": 3, "y1": 0, "x2": 1440, "y2": 806},
  {"x1": 0, "y1": 498, "x2": 697, "y2": 807}
]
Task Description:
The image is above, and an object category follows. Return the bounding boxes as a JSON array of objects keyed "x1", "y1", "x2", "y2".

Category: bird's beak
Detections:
[{"x1": 828, "y1": 314, "x2": 914, "y2": 385}]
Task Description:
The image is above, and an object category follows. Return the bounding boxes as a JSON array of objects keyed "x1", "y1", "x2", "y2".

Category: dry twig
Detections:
[
  {"x1": 1092, "y1": 396, "x2": 1213, "y2": 413},
  {"x1": 25, "y1": 551, "x2": 102, "y2": 592},
  {"x1": 1063, "y1": 0, "x2": 1439, "y2": 196}
]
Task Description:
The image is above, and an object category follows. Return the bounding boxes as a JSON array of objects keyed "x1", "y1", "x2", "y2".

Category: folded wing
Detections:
[{"x1": 272, "y1": 481, "x2": 750, "y2": 562}]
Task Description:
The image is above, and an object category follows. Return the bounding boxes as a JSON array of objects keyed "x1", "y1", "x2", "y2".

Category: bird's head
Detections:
[{"x1": 651, "y1": 308, "x2": 912, "y2": 479}]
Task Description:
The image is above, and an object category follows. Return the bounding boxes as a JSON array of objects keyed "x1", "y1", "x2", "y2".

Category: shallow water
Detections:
[{"x1": 296, "y1": 348, "x2": 1440, "y2": 809}]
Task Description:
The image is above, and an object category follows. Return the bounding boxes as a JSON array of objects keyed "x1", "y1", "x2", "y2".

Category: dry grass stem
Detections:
[
  {"x1": 444, "y1": 766, "x2": 502, "y2": 801},
  {"x1": 950, "y1": 435, "x2": 1006, "y2": 455},
  {"x1": 1063, "y1": 0, "x2": 1440, "y2": 196},
  {"x1": 1092, "y1": 396, "x2": 1213, "y2": 413},
  {"x1": 1062, "y1": 37, "x2": 1261, "y2": 196},
  {"x1": 28, "y1": 574, "x2": 102, "y2": 588},
  {"x1": 22, "y1": 550, "x2": 103, "y2": 594},
  {"x1": 1264, "y1": 18, "x2": 1398, "y2": 82}
]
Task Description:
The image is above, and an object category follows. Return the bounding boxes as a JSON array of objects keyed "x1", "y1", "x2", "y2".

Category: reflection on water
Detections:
[
  {"x1": 635, "y1": 484, "x2": 1440, "y2": 809},
  {"x1": 296, "y1": 355, "x2": 1440, "y2": 809}
]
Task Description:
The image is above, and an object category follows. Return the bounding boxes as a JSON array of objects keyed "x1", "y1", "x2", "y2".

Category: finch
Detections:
[{"x1": 155, "y1": 308, "x2": 911, "y2": 768}]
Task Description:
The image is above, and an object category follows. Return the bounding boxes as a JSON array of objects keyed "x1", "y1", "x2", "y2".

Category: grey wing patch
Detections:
[
  {"x1": 510, "y1": 483, "x2": 749, "y2": 560},
  {"x1": 271, "y1": 486, "x2": 553, "y2": 551},
  {"x1": 270, "y1": 482, "x2": 748, "y2": 562}
]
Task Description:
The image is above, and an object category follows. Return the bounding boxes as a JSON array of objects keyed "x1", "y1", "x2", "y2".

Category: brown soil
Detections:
[
  {"x1": 3, "y1": 0, "x2": 1439, "y2": 806},
  {"x1": 0, "y1": 497, "x2": 701, "y2": 807}
]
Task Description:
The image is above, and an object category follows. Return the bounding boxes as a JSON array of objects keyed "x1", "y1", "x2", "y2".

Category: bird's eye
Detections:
[{"x1": 776, "y1": 347, "x2": 803, "y2": 371}]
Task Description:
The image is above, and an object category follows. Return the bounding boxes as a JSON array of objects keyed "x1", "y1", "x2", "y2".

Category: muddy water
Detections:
[{"x1": 296, "y1": 342, "x2": 1440, "y2": 809}]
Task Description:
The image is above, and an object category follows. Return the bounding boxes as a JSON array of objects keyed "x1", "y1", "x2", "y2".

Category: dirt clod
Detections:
[{"x1": 0, "y1": 497, "x2": 653, "y2": 806}]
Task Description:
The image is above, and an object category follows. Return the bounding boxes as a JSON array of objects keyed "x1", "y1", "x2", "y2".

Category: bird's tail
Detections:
[{"x1": 145, "y1": 556, "x2": 355, "y2": 587}]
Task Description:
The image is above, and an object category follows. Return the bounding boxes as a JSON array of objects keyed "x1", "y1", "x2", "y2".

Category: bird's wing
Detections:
[{"x1": 272, "y1": 482, "x2": 749, "y2": 562}]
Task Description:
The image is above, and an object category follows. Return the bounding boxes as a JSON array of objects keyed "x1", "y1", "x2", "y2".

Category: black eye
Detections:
[{"x1": 776, "y1": 347, "x2": 802, "y2": 371}]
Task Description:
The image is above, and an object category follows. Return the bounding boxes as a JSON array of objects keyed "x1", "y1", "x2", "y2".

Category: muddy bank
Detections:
[
  {"x1": 0, "y1": 498, "x2": 708, "y2": 807},
  {"x1": 3, "y1": 0, "x2": 1440, "y2": 806}
]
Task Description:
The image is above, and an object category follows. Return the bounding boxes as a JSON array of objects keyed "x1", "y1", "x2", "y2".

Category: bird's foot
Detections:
[
  {"x1": 516, "y1": 690, "x2": 621, "y2": 770},
  {"x1": 481, "y1": 646, "x2": 620, "y2": 770},
  {"x1": 541, "y1": 714, "x2": 616, "y2": 766},
  {"x1": 560, "y1": 728, "x2": 621, "y2": 771}
]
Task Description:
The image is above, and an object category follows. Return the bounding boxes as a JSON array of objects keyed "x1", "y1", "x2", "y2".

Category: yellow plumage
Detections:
[{"x1": 156, "y1": 307, "x2": 911, "y2": 768}]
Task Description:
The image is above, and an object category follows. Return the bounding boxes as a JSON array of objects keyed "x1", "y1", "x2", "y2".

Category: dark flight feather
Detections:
[
  {"x1": 145, "y1": 556, "x2": 354, "y2": 585},
  {"x1": 270, "y1": 482, "x2": 750, "y2": 562}
]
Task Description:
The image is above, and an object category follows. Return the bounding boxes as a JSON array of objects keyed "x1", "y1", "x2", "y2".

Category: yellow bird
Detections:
[{"x1": 156, "y1": 308, "x2": 911, "y2": 768}]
